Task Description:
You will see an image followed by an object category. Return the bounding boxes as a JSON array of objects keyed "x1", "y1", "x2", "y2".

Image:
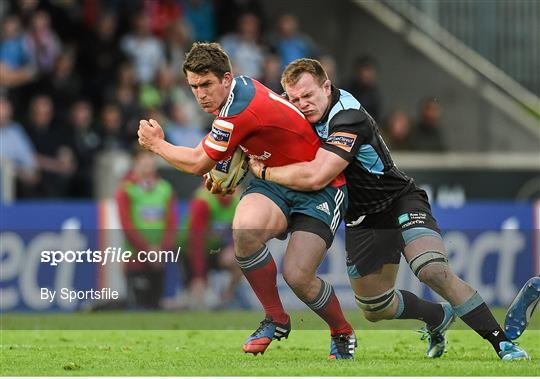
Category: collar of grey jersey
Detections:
[{"x1": 317, "y1": 85, "x2": 341, "y2": 125}]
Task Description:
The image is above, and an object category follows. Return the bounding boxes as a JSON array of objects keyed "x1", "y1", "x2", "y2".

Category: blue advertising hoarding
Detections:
[{"x1": 0, "y1": 201, "x2": 538, "y2": 311}]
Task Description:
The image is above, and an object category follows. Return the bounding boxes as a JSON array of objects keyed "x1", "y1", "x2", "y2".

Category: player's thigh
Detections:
[
  {"x1": 288, "y1": 185, "x2": 348, "y2": 249},
  {"x1": 349, "y1": 263, "x2": 399, "y2": 297},
  {"x1": 233, "y1": 192, "x2": 288, "y2": 241},
  {"x1": 345, "y1": 213, "x2": 401, "y2": 283},
  {"x1": 392, "y1": 187, "x2": 446, "y2": 265}
]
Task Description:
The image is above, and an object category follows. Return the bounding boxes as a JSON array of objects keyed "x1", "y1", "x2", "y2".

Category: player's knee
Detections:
[
  {"x1": 355, "y1": 288, "x2": 395, "y2": 323},
  {"x1": 283, "y1": 267, "x2": 312, "y2": 296},
  {"x1": 409, "y1": 251, "x2": 450, "y2": 287},
  {"x1": 362, "y1": 310, "x2": 386, "y2": 323},
  {"x1": 232, "y1": 228, "x2": 264, "y2": 256},
  {"x1": 417, "y1": 263, "x2": 452, "y2": 289}
]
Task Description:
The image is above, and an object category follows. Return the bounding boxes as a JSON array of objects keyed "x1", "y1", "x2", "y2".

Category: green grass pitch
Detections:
[{"x1": 1, "y1": 309, "x2": 538, "y2": 376}]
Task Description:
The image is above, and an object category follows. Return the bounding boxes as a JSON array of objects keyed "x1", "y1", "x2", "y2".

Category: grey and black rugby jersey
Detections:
[{"x1": 313, "y1": 87, "x2": 412, "y2": 223}]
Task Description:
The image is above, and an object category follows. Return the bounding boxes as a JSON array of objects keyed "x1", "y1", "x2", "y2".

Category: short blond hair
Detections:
[{"x1": 281, "y1": 58, "x2": 328, "y2": 88}]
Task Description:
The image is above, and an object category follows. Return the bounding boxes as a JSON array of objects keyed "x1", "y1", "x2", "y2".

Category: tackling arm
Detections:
[{"x1": 251, "y1": 148, "x2": 349, "y2": 191}]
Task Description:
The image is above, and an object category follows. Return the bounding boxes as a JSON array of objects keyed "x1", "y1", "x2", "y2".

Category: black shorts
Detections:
[{"x1": 346, "y1": 187, "x2": 442, "y2": 278}]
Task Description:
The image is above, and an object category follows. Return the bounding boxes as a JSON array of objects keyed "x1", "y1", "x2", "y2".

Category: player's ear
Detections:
[
  {"x1": 222, "y1": 72, "x2": 233, "y2": 87},
  {"x1": 322, "y1": 79, "x2": 332, "y2": 95}
]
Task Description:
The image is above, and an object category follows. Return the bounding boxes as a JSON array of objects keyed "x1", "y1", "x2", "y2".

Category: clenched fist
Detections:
[{"x1": 138, "y1": 119, "x2": 165, "y2": 152}]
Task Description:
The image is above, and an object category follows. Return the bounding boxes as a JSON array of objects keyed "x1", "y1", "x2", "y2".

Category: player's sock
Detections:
[
  {"x1": 394, "y1": 290, "x2": 445, "y2": 329},
  {"x1": 303, "y1": 278, "x2": 352, "y2": 335},
  {"x1": 235, "y1": 245, "x2": 289, "y2": 324},
  {"x1": 454, "y1": 291, "x2": 509, "y2": 354}
]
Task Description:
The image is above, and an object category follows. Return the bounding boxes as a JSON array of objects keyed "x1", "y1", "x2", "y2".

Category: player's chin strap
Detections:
[
  {"x1": 355, "y1": 287, "x2": 395, "y2": 313},
  {"x1": 408, "y1": 251, "x2": 449, "y2": 277}
]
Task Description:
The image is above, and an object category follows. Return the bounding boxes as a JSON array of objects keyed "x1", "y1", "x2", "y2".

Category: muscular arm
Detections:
[
  {"x1": 263, "y1": 148, "x2": 349, "y2": 191},
  {"x1": 154, "y1": 140, "x2": 216, "y2": 176},
  {"x1": 138, "y1": 119, "x2": 215, "y2": 176}
]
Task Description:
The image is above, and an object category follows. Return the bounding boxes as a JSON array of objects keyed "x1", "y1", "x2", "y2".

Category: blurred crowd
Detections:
[{"x1": 0, "y1": 0, "x2": 446, "y2": 200}]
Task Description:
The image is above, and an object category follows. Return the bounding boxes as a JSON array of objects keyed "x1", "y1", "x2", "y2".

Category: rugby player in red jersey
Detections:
[{"x1": 138, "y1": 42, "x2": 356, "y2": 359}]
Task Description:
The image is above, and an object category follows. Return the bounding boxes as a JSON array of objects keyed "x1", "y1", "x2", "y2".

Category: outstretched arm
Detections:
[
  {"x1": 250, "y1": 148, "x2": 349, "y2": 191},
  {"x1": 138, "y1": 119, "x2": 215, "y2": 176}
]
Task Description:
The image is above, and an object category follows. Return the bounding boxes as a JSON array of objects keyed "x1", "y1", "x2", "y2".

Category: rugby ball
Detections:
[{"x1": 208, "y1": 148, "x2": 249, "y2": 191}]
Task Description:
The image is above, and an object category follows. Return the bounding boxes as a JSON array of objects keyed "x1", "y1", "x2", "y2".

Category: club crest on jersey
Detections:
[
  {"x1": 205, "y1": 119, "x2": 234, "y2": 152},
  {"x1": 327, "y1": 132, "x2": 356, "y2": 152}
]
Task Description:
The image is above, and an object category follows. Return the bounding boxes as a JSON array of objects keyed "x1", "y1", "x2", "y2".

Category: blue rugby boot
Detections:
[
  {"x1": 242, "y1": 316, "x2": 291, "y2": 355},
  {"x1": 419, "y1": 303, "x2": 455, "y2": 358},
  {"x1": 504, "y1": 276, "x2": 540, "y2": 340},
  {"x1": 328, "y1": 331, "x2": 357, "y2": 359},
  {"x1": 498, "y1": 341, "x2": 530, "y2": 361}
]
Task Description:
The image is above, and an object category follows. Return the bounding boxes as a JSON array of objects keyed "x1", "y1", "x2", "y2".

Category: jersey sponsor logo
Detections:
[
  {"x1": 248, "y1": 151, "x2": 272, "y2": 161},
  {"x1": 214, "y1": 155, "x2": 233, "y2": 173},
  {"x1": 327, "y1": 132, "x2": 357, "y2": 152},
  {"x1": 398, "y1": 213, "x2": 410, "y2": 225},
  {"x1": 205, "y1": 119, "x2": 234, "y2": 152}
]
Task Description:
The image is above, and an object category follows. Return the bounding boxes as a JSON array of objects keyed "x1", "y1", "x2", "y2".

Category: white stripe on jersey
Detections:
[
  {"x1": 268, "y1": 92, "x2": 306, "y2": 119},
  {"x1": 219, "y1": 79, "x2": 237, "y2": 117},
  {"x1": 204, "y1": 139, "x2": 228, "y2": 152},
  {"x1": 213, "y1": 119, "x2": 234, "y2": 130}
]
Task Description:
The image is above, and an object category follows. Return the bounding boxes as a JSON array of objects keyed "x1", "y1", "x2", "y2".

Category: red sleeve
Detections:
[
  {"x1": 116, "y1": 186, "x2": 152, "y2": 252},
  {"x1": 202, "y1": 114, "x2": 254, "y2": 161},
  {"x1": 188, "y1": 198, "x2": 210, "y2": 280},
  {"x1": 160, "y1": 192, "x2": 178, "y2": 251}
]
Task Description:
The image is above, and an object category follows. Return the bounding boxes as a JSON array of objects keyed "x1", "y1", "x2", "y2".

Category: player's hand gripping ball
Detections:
[{"x1": 207, "y1": 148, "x2": 249, "y2": 193}]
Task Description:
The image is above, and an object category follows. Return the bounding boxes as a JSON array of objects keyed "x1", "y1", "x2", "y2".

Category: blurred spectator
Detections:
[
  {"x1": 345, "y1": 56, "x2": 381, "y2": 122},
  {"x1": 120, "y1": 11, "x2": 165, "y2": 83},
  {"x1": 272, "y1": 14, "x2": 318, "y2": 69},
  {"x1": 411, "y1": 97, "x2": 447, "y2": 152},
  {"x1": 98, "y1": 102, "x2": 127, "y2": 150},
  {"x1": 215, "y1": 0, "x2": 265, "y2": 36},
  {"x1": 319, "y1": 54, "x2": 339, "y2": 87},
  {"x1": 260, "y1": 53, "x2": 282, "y2": 93},
  {"x1": 26, "y1": 94, "x2": 76, "y2": 197},
  {"x1": 0, "y1": 15, "x2": 36, "y2": 88},
  {"x1": 139, "y1": 65, "x2": 178, "y2": 113},
  {"x1": 43, "y1": 49, "x2": 82, "y2": 122},
  {"x1": 116, "y1": 144, "x2": 178, "y2": 309},
  {"x1": 144, "y1": 0, "x2": 182, "y2": 37},
  {"x1": 25, "y1": 10, "x2": 61, "y2": 75},
  {"x1": 79, "y1": 11, "x2": 125, "y2": 107},
  {"x1": 163, "y1": 19, "x2": 192, "y2": 80},
  {"x1": 104, "y1": 62, "x2": 142, "y2": 140},
  {"x1": 165, "y1": 102, "x2": 205, "y2": 148},
  {"x1": 179, "y1": 185, "x2": 242, "y2": 310},
  {"x1": 0, "y1": 96, "x2": 39, "y2": 197},
  {"x1": 8, "y1": 0, "x2": 41, "y2": 28},
  {"x1": 382, "y1": 110, "x2": 412, "y2": 151},
  {"x1": 68, "y1": 99, "x2": 100, "y2": 198},
  {"x1": 183, "y1": 0, "x2": 216, "y2": 42},
  {"x1": 219, "y1": 12, "x2": 265, "y2": 79}
]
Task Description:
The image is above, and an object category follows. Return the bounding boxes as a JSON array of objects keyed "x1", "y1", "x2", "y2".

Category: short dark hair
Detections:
[{"x1": 182, "y1": 42, "x2": 232, "y2": 79}]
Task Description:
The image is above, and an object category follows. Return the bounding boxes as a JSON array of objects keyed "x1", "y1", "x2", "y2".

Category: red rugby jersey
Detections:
[{"x1": 202, "y1": 76, "x2": 345, "y2": 187}]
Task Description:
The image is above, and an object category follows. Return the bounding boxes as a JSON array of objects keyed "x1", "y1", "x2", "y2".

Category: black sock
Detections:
[
  {"x1": 395, "y1": 290, "x2": 445, "y2": 329},
  {"x1": 455, "y1": 292, "x2": 509, "y2": 354}
]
